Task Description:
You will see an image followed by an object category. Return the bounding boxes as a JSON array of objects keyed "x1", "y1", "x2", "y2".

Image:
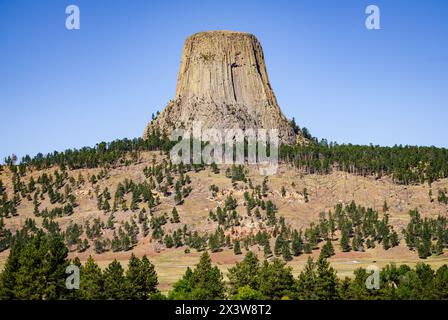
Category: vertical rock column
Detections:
[{"x1": 144, "y1": 30, "x2": 298, "y2": 145}]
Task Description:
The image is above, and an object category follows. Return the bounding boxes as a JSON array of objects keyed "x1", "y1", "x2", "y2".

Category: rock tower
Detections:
[{"x1": 144, "y1": 31, "x2": 300, "y2": 145}]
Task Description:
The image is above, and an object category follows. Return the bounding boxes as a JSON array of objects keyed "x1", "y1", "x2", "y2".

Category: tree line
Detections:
[
  {"x1": 1, "y1": 225, "x2": 448, "y2": 300},
  {"x1": 279, "y1": 142, "x2": 448, "y2": 185},
  {"x1": 2, "y1": 130, "x2": 448, "y2": 187},
  {"x1": 4, "y1": 132, "x2": 174, "y2": 171}
]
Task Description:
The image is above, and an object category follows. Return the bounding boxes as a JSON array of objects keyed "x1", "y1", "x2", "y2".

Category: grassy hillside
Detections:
[{"x1": 1, "y1": 139, "x2": 448, "y2": 291}]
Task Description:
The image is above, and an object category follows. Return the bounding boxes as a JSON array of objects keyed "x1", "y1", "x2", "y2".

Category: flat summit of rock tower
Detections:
[{"x1": 144, "y1": 30, "x2": 300, "y2": 145}]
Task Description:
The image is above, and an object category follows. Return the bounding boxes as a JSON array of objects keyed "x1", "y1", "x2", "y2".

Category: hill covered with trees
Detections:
[
  {"x1": 0, "y1": 134, "x2": 447, "y2": 298},
  {"x1": 1, "y1": 225, "x2": 447, "y2": 300}
]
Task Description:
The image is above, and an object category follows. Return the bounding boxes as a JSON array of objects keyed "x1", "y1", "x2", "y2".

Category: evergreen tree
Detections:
[
  {"x1": 164, "y1": 234, "x2": 174, "y2": 248},
  {"x1": 79, "y1": 255, "x2": 104, "y2": 300},
  {"x1": 438, "y1": 189, "x2": 448, "y2": 205},
  {"x1": 0, "y1": 237, "x2": 23, "y2": 299},
  {"x1": 303, "y1": 242, "x2": 312, "y2": 254},
  {"x1": 103, "y1": 199, "x2": 111, "y2": 212},
  {"x1": 168, "y1": 267, "x2": 194, "y2": 300},
  {"x1": 174, "y1": 182, "x2": 183, "y2": 205},
  {"x1": 390, "y1": 230, "x2": 400, "y2": 247},
  {"x1": 140, "y1": 255, "x2": 159, "y2": 299},
  {"x1": 282, "y1": 241, "x2": 293, "y2": 261},
  {"x1": 352, "y1": 231, "x2": 364, "y2": 252},
  {"x1": 228, "y1": 251, "x2": 260, "y2": 295},
  {"x1": 340, "y1": 228, "x2": 351, "y2": 252},
  {"x1": 170, "y1": 252, "x2": 225, "y2": 300},
  {"x1": 258, "y1": 259, "x2": 294, "y2": 299},
  {"x1": 434, "y1": 265, "x2": 448, "y2": 299},
  {"x1": 274, "y1": 235, "x2": 284, "y2": 256},
  {"x1": 315, "y1": 254, "x2": 339, "y2": 299},
  {"x1": 233, "y1": 285, "x2": 263, "y2": 300},
  {"x1": 320, "y1": 239, "x2": 335, "y2": 258},
  {"x1": 171, "y1": 207, "x2": 180, "y2": 223},
  {"x1": 191, "y1": 252, "x2": 225, "y2": 299},
  {"x1": 296, "y1": 257, "x2": 318, "y2": 300},
  {"x1": 103, "y1": 260, "x2": 127, "y2": 299},
  {"x1": 0, "y1": 231, "x2": 69, "y2": 300},
  {"x1": 233, "y1": 240, "x2": 242, "y2": 255},
  {"x1": 263, "y1": 241, "x2": 272, "y2": 257},
  {"x1": 125, "y1": 254, "x2": 158, "y2": 300},
  {"x1": 291, "y1": 231, "x2": 303, "y2": 256}
]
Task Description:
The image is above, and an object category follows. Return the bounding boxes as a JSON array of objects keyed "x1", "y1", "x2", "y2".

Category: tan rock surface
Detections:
[{"x1": 144, "y1": 31, "x2": 300, "y2": 145}]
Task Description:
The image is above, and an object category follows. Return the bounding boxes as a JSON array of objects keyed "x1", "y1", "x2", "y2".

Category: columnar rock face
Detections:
[{"x1": 144, "y1": 30, "x2": 299, "y2": 145}]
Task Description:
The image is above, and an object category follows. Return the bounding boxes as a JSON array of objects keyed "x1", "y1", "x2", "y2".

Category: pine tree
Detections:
[
  {"x1": 168, "y1": 267, "x2": 194, "y2": 299},
  {"x1": 255, "y1": 208, "x2": 261, "y2": 219},
  {"x1": 225, "y1": 235, "x2": 231, "y2": 247},
  {"x1": 0, "y1": 237, "x2": 23, "y2": 299},
  {"x1": 208, "y1": 234, "x2": 220, "y2": 253},
  {"x1": 139, "y1": 255, "x2": 159, "y2": 299},
  {"x1": 130, "y1": 193, "x2": 139, "y2": 211},
  {"x1": 181, "y1": 252, "x2": 225, "y2": 299},
  {"x1": 282, "y1": 241, "x2": 292, "y2": 261},
  {"x1": 291, "y1": 231, "x2": 303, "y2": 256},
  {"x1": 33, "y1": 193, "x2": 40, "y2": 216},
  {"x1": 173, "y1": 230, "x2": 183, "y2": 248},
  {"x1": 97, "y1": 194, "x2": 103, "y2": 210},
  {"x1": 80, "y1": 255, "x2": 104, "y2": 300},
  {"x1": 352, "y1": 231, "x2": 364, "y2": 252},
  {"x1": 94, "y1": 239, "x2": 105, "y2": 254},
  {"x1": 390, "y1": 230, "x2": 400, "y2": 247},
  {"x1": 126, "y1": 254, "x2": 145, "y2": 300},
  {"x1": 320, "y1": 239, "x2": 335, "y2": 258},
  {"x1": 434, "y1": 264, "x2": 448, "y2": 299},
  {"x1": 164, "y1": 234, "x2": 174, "y2": 248},
  {"x1": 433, "y1": 238, "x2": 444, "y2": 256},
  {"x1": 142, "y1": 217, "x2": 150, "y2": 236},
  {"x1": 121, "y1": 200, "x2": 128, "y2": 211},
  {"x1": 106, "y1": 215, "x2": 115, "y2": 229},
  {"x1": 171, "y1": 207, "x2": 180, "y2": 223},
  {"x1": 421, "y1": 221, "x2": 432, "y2": 258},
  {"x1": 103, "y1": 260, "x2": 127, "y2": 299},
  {"x1": 228, "y1": 251, "x2": 260, "y2": 295},
  {"x1": 174, "y1": 181, "x2": 183, "y2": 205},
  {"x1": 438, "y1": 189, "x2": 448, "y2": 204},
  {"x1": 233, "y1": 240, "x2": 242, "y2": 255},
  {"x1": 296, "y1": 257, "x2": 318, "y2": 300},
  {"x1": 315, "y1": 254, "x2": 339, "y2": 300},
  {"x1": 274, "y1": 235, "x2": 284, "y2": 256},
  {"x1": 340, "y1": 227, "x2": 351, "y2": 252},
  {"x1": 2, "y1": 231, "x2": 69, "y2": 300},
  {"x1": 263, "y1": 241, "x2": 272, "y2": 257},
  {"x1": 303, "y1": 242, "x2": 312, "y2": 254},
  {"x1": 103, "y1": 199, "x2": 111, "y2": 212},
  {"x1": 258, "y1": 259, "x2": 294, "y2": 299},
  {"x1": 121, "y1": 233, "x2": 131, "y2": 251},
  {"x1": 81, "y1": 239, "x2": 89, "y2": 252}
]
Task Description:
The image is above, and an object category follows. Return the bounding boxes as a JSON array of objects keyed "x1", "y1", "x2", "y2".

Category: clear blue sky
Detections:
[{"x1": 1, "y1": 0, "x2": 447, "y2": 161}]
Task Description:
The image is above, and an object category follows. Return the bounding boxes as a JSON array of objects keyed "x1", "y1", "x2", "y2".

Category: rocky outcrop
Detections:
[{"x1": 144, "y1": 30, "x2": 301, "y2": 145}]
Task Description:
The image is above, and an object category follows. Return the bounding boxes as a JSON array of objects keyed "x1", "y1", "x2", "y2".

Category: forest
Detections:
[
  {"x1": 1, "y1": 129, "x2": 447, "y2": 300},
  {"x1": 0, "y1": 224, "x2": 447, "y2": 300},
  {"x1": 280, "y1": 142, "x2": 448, "y2": 185},
  {"x1": 2, "y1": 130, "x2": 447, "y2": 186}
]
